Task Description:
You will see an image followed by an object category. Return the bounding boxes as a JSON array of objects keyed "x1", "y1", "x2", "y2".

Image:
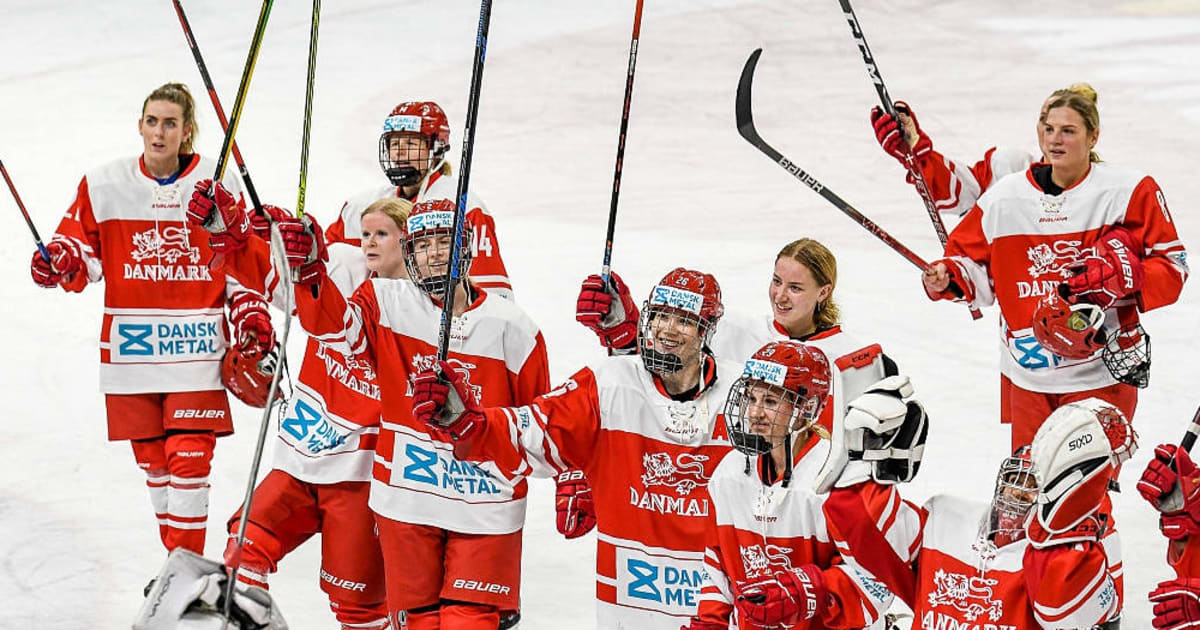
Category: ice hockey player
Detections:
[
  {"x1": 28, "y1": 82, "x2": 259, "y2": 556},
  {"x1": 1138, "y1": 440, "x2": 1200, "y2": 628},
  {"x1": 282, "y1": 198, "x2": 549, "y2": 629},
  {"x1": 133, "y1": 548, "x2": 288, "y2": 629},
  {"x1": 681, "y1": 340, "x2": 898, "y2": 629},
  {"x1": 823, "y1": 398, "x2": 1131, "y2": 629},
  {"x1": 411, "y1": 268, "x2": 736, "y2": 630},
  {"x1": 323, "y1": 101, "x2": 513, "y2": 299}
]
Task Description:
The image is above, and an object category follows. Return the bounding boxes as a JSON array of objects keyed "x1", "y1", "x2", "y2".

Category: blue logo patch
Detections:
[
  {"x1": 382, "y1": 114, "x2": 422, "y2": 133},
  {"x1": 1014, "y1": 336, "x2": 1051, "y2": 369},
  {"x1": 118, "y1": 324, "x2": 154, "y2": 355},
  {"x1": 649, "y1": 286, "x2": 703, "y2": 315},
  {"x1": 401, "y1": 443, "x2": 500, "y2": 495},
  {"x1": 406, "y1": 211, "x2": 455, "y2": 234},
  {"x1": 742, "y1": 359, "x2": 787, "y2": 387},
  {"x1": 615, "y1": 548, "x2": 707, "y2": 614}
]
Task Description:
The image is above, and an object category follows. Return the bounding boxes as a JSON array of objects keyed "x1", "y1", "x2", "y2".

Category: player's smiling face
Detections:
[
  {"x1": 1042, "y1": 107, "x2": 1096, "y2": 173},
  {"x1": 138, "y1": 99, "x2": 189, "y2": 160},
  {"x1": 361, "y1": 211, "x2": 406, "y2": 278},
  {"x1": 769, "y1": 257, "x2": 831, "y2": 336},
  {"x1": 408, "y1": 232, "x2": 453, "y2": 285},
  {"x1": 645, "y1": 308, "x2": 702, "y2": 365},
  {"x1": 743, "y1": 382, "x2": 795, "y2": 443}
]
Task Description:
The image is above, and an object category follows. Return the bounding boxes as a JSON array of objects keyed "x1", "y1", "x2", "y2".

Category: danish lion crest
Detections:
[
  {"x1": 641, "y1": 452, "x2": 710, "y2": 496},
  {"x1": 410, "y1": 354, "x2": 482, "y2": 404},
  {"x1": 927, "y1": 569, "x2": 1003, "y2": 622},
  {"x1": 1026, "y1": 239, "x2": 1094, "y2": 279},
  {"x1": 131, "y1": 226, "x2": 201, "y2": 264},
  {"x1": 739, "y1": 544, "x2": 794, "y2": 579}
]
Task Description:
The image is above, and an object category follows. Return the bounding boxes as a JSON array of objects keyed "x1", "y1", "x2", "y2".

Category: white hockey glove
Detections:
[{"x1": 133, "y1": 548, "x2": 289, "y2": 630}]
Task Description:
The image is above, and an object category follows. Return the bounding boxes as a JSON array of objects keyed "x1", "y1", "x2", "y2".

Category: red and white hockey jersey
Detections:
[
  {"x1": 461, "y1": 355, "x2": 736, "y2": 629},
  {"x1": 909, "y1": 146, "x2": 1034, "y2": 217},
  {"x1": 295, "y1": 274, "x2": 549, "y2": 534},
  {"x1": 945, "y1": 162, "x2": 1188, "y2": 393},
  {"x1": 692, "y1": 442, "x2": 895, "y2": 629},
  {"x1": 825, "y1": 487, "x2": 1122, "y2": 629},
  {"x1": 51, "y1": 154, "x2": 247, "y2": 394},
  {"x1": 323, "y1": 168, "x2": 513, "y2": 299}
]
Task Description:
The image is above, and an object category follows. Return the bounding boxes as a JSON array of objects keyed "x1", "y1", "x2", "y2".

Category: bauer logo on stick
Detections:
[{"x1": 649, "y1": 286, "x2": 704, "y2": 315}]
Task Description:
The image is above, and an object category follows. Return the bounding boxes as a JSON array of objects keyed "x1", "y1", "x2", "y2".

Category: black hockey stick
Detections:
[
  {"x1": 1182, "y1": 406, "x2": 1200, "y2": 452},
  {"x1": 600, "y1": 0, "x2": 645, "y2": 283},
  {"x1": 436, "y1": 0, "x2": 493, "y2": 363},
  {"x1": 293, "y1": 0, "x2": 321, "y2": 296},
  {"x1": 212, "y1": 0, "x2": 273, "y2": 182},
  {"x1": 736, "y1": 48, "x2": 931, "y2": 272},
  {"x1": 1, "y1": 159, "x2": 50, "y2": 262},
  {"x1": 836, "y1": 0, "x2": 981, "y2": 320},
  {"x1": 171, "y1": 0, "x2": 264, "y2": 215}
]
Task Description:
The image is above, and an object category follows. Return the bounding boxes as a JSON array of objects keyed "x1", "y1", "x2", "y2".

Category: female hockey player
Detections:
[
  {"x1": 28, "y1": 82, "x2": 263, "y2": 556},
  {"x1": 323, "y1": 101, "x2": 514, "y2": 299},
  {"x1": 1138, "y1": 440, "x2": 1200, "y2": 628},
  {"x1": 822, "y1": 398, "x2": 1131, "y2": 629},
  {"x1": 681, "y1": 340, "x2": 899, "y2": 630},
  {"x1": 918, "y1": 88, "x2": 1188, "y2": 449},
  {"x1": 185, "y1": 191, "x2": 416, "y2": 629},
  {"x1": 276, "y1": 197, "x2": 549, "y2": 630},
  {"x1": 410, "y1": 268, "x2": 738, "y2": 630}
]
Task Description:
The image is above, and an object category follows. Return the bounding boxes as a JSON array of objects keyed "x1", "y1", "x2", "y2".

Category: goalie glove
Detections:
[{"x1": 133, "y1": 548, "x2": 288, "y2": 630}]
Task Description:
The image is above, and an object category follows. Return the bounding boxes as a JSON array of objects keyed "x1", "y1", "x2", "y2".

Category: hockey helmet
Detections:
[
  {"x1": 378, "y1": 101, "x2": 451, "y2": 187},
  {"x1": 221, "y1": 345, "x2": 281, "y2": 409},
  {"x1": 1031, "y1": 292, "x2": 1106, "y2": 360},
  {"x1": 638, "y1": 268, "x2": 724, "y2": 375},
  {"x1": 402, "y1": 199, "x2": 472, "y2": 297},
  {"x1": 725, "y1": 341, "x2": 832, "y2": 457}
]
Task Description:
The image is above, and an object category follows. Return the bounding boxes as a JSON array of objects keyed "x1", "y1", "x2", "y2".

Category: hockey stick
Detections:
[
  {"x1": 836, "y1": 0, "x2": 981, "y2": 320},
  {"x1": 221, "y1": 223, "x2": 293, "y2": 628},
  {"x1": 294, "y1": 0, "x2": 321, "y2": 296},
  {"x1": 599, "y1": 0, "x2": 645, "y2": 284},
  {"x1": 171, "y1": 0, "x2": 264, "y2": 214},
  {"x1": 736, "y1": 49, "x2": 931, "y2": 271},
  {"x1": 1182, "y1": 405, "x2": 1200, "y2": 453},
  {"x1": 0, "y1": 159, "x2": 50, "y2": 262},
  {"x1": 212, "y1": 0, "x2": 273, "y2": 182},
  {"x1": 436, "y1": 0, "x2": 493, "y2": 363}
]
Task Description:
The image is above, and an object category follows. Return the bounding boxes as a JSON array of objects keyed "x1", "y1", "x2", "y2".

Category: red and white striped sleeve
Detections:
[
  {"x1": 1023, "y1": 541, "x2": 1119, "y2": 628},
  {"x1": 1120, "y1": 175, "x2": 1188, "y2": 311},
  {"x1": 294, "y1": 274, "x2": 379, "y2": 365},
  {"x1": 466, "y1": 207, "x2": 513, "y2": 300},
  {"x1": 913, "y1": 146, "x2": 1032, "y2": 217},
  {"x1": 823, "y1": 482, "x2": 926, "y2": 608},
  {"x1": 51, "y1": 176, "x2": 102, "y2": 291},
  {"x1": 692, "y1": 506, "x2": 735, "y2": 626}
]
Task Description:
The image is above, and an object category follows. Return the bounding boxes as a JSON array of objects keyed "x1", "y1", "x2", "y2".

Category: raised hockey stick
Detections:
[
  {"x1": 736, "y1": 48, "x2": 931, "y2": 272},
  {"x1": 436, "y1": 0, "x2": 493, "y2": 362},
  {"x1": 212, "y1": 0, "x2": 273, "y2": 182},
  {"x1": 293, "y1": 0, "x2": 321, "y2": 296},
  {"x1": 171, "y1": 0, "x2": 264, "y2": 215},
  {"x1": 1, "y1": 159, "x2": 50, "y2": 262},
  {"x1": 221, "y1": 224, "x2": 294, "y2": 628},
  {"x1": 600, "y1": 0, "x2": 645, "y2": 284},
  {"x1": 836, "y1": 0, "x2": 982, "y2": 320}
]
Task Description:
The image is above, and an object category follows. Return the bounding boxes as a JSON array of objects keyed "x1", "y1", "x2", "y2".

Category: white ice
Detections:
[{"x1": 2, "y1": 0, "x2": 1198, "y2": 627}]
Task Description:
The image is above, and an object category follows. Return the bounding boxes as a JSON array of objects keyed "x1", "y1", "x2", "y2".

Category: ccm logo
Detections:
[
  {"x1": 173, "y1": 409, "x2": 226, "y2": 419},
  {"x1": 452, "y1": 579, "x2": 511, "y2": 595},
  {"x1": 1068, "y1": 434, "x2": 1094, "y2": 451}
]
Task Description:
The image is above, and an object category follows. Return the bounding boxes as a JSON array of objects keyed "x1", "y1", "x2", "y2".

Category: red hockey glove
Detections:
[
  {"x1": 228, "y1": 291, "x2": 275, "y2": 355},
  {"x1": 30, "y1": 239, "x2": 83, "y2": 288},
  {"x1": 870, "y1": 101, "x2": 932, "y2": 168},
  {"x1": 278, "y1": 214, "x2": 329, "y2": 286},
  {"x1": 411, "y1": 360, "x2": 484, "y2": 444},
  {"x1": 1151, "y1": 578, "x2": 1200, "y2": 630},
  {"x1": 555, "y1": 469, "x2": 597, "y2": 539},
  {"x1": 1139, "y1": 444, "x2": 1200, "y2": 540},
  {"x1": 736, "y1": 564, "x2": 828, "y2": 627},
  {"x1": 922, "y1": 258, "x2": 975, "y2": 304},
  {"x1": 188, "y1": 179, "x2": 251, "y2": 253},
  {"x1": 1062, "y1": 227, "x2": 1144, "y2": 310},
  {"x1": 576, "y1": 272, "x2": 639, "y2": 351},
  {"x1": 248, "y1": 204, "x2": 296, "y2": 241}
]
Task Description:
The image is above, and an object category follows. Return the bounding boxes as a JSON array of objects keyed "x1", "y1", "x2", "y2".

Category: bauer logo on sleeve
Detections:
[
  {"x1": 383, "y1": 114, "x2": 422, "y2": 133},
  {"x1": 742, "y1": 359, "x2": 787, "y2": 387},
  {"x1": 406, "y1": 211, "x2": 455, "y2": 234},
  {"x1": 649, "y1": 286, "x2": 704, "y2": 315}
]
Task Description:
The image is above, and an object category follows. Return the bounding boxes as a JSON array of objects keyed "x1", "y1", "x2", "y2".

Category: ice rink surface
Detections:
[{"x1": 2, "y1": 0, "x2": 1199, "y2": 627}]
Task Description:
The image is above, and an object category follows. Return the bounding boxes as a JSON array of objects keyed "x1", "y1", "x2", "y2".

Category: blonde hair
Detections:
[
  {"x1": 776, "y1": 238, "x2": 839, "y2": 329},
  {"x1": 361, "y1": 197, "x2": 414, "y2": 228},
  {"x1": 142, "y1": 83, "x2": 198, "y2": 154},
  {"x1": 1042, "y1": 83, "x2": 1101, "y2": 163}
]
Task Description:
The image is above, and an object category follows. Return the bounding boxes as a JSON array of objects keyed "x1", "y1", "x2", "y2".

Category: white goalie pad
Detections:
[{"x1": 133, "y1": 548, "x2": 288, "y2": 630}]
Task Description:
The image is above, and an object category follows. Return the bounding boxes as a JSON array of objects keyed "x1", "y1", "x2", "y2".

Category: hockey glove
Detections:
[
  {"x1": 576, "y1": 272, "x2": 639, "y2": 352},
  {"x1": 555, "y1": 469, "x2": 597, "y2": 539},
  {"x1": 279, "y1": 213, "x2": 329, "y2": 286},
  {"x1": 922, "y1": 258, "x2": 975, "y2": 304},
  {"x1": 1151, "y1": 578, "x2": 1200, "y2": 630},
  {"x1": 411, "y1": 360, "x2": 484, "y2": 444},
  {"x1": 736, "y1": 564, "x2": 828, "y2": 628},
  {"x1": 248, "y1": 204, "x2": 296, "y2": 241},
  {"x1": 1139, "y1": 444, "x2": 1200, "y2": 540},
  {"x1": 228, "y1": 291, "x2": 275, "y2": 356},
  {"x1": 870, "y1": 101, "x2": 932, "y2": 169},
  {"x1": 1062, "y1": 227, "x2": 1144, "y2": 310},
  {"x1": 30, "y1": 239, "x2": 83, "y2": 288},
  {"x1": 188, "y1": 179, "x2": 251, "y2": 254}
]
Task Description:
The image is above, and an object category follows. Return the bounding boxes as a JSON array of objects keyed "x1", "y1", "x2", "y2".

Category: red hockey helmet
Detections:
[
  {"x1": 638, "y1": 268, "x2": 724, "y2": 375},
  {"x1": 221, "y1": 345, "x2": 281, "y2": 408},
  {"x1": 725, "y1": 341, "x2": 832, "y2": 456},
  {"x1": 379, "y1": 101, "x2": 451, "y2": 186},
  {"x1": 402, "y1": 199, "x2": 472, "y2": 297},
  {"x1": 1031, "y1": 292, "x2": 1107, "y2": 360}
]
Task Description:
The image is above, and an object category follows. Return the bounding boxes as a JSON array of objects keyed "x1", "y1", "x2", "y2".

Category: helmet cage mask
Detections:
[
  {"x1": 985, "y1": 448, "x2": 1035, "y2": 546},
  {"x1": 724, "y1": 379, "x2": 821, "y2": 457},
  {"x1": 1102, "y1": 323, "x2": 1151, "y2": 389},
  {"x1": 637, "y1": 304, "x2": 714, "y2": 376},
  {"x1": 402, "y1": 202, "x2": 472, "y2": 298},
  {"x1": 378, "y1": 105, "x2": 450, "y2": 187}
]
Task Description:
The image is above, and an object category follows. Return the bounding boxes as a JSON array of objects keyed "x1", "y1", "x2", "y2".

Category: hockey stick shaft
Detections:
[
  {"x1": 736, "y1": 49, "x2": 930, "y2": 271},
  {"x1": 295, "y1": 0, "x2": 319, "y2": 218},
  {"x1": 837, "y1": 0, "x2": 981, "y2": 320},
  {"x1": 171, "y1": 0, "x2": 264, "y2": 214},
  {"x1": 1, "y1": 159, "x2": 50, "y2": 262},
  {"x1": 1180, "y1": 405, "x2": 1200, "y2": 453},
  {"x1": 436, "y1": 0, "x2": 493, "y2": 362},
  {"x1": 600, "y1": 0, "x2": 645, "y2": 283},
  {"x1": 213, "y1": 0, "x2": 274, "y2": 182}
]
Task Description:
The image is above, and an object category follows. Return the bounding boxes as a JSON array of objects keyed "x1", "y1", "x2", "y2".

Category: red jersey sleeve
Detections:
[
  {"x1": 1170, "y1": 536, "x2": 1200, "y2": 579},
  {"x1": 1120, "y1": 176, "x2": 1188, "y2": 312},
  {"x1": 324, "y1": 201, "x2": 353, "y2": 246},
  {"x1": 295, "y1": 275, "x2": 380, "y2": 366},
  {"x1": 691, "y1": 507, "x2": 735, "y2": 626},
  {"x1": 466, "y1": 207, "x2": 513, "y2": 299},
  {"x1": 823, "y1": 483, "x2": 925, "y2": 608},
  {"x1": 508, "y1": 331, "x2": 550, "y2": 406},
  {"x1": 52, "y1": 176, "x2": 102, "y2": 292},
  {"x1": 1023, "y1": 541, "x2": 1118, "y2": 628}
]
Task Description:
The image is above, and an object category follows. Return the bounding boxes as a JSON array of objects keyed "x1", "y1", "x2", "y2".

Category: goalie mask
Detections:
[
  {"x1": 402, "y1": 199, "x2": 472, "y2": 297},
  {"x1": 221, "y1": 345, "x2": 281, "y2": 409},
  {"x1": 984, "y1": 446, "x2": 1035, "y2": 547},
  {"x1": 1029, "y1": 398, "x2": 1137, "y2": 535},
  {"x1": 638, "y1": 268, "x2": 724, "y2": 376},
  {"x1": 725, "y1": 341, "x2": 832, "y2": 457},
  {"x1": 378, "y1": 101, "x2": 450, "y2": 188}
]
